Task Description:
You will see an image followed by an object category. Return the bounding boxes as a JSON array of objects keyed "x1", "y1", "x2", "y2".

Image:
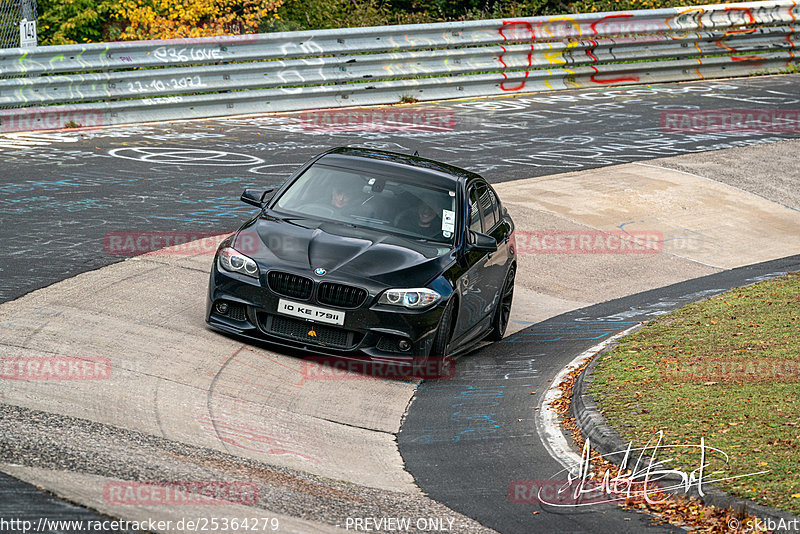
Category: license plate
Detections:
[{"x1": 277, "y1": 299, "x2": 345, "y2": 326}]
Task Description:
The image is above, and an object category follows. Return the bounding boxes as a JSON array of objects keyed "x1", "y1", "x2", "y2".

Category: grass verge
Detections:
[{"x1": 591, "y1": 272, "x2": 800, "y2": 515}]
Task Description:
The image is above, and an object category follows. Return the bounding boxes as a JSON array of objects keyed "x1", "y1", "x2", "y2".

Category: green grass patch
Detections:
[{"x1": 591, "y1": 272, "x2": 800, "y2": 514}]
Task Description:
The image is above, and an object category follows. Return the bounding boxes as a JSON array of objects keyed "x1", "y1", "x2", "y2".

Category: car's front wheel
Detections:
[
  {"x1": 418, "y1": 298, "x2": 457, "y2": 379},
  {"x1": 429, "y1": 298, "x2": 455, "y2": 358},
  {"x1": 487, "y1": 266, "x2": 515, "y2": 341}
]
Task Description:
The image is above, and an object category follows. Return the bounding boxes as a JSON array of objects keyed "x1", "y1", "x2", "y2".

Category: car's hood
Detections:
[{"x1": 234, "y1": 214, "x2": 454, "y2": 286}]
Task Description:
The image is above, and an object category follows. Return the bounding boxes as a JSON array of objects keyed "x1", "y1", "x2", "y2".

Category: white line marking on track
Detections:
[
  {"x1": 0, "y1": 133, "x2": 81, "y2": 150},
  {"x1": 534, "y1": 323, "x2": 642, "y2": 473}
]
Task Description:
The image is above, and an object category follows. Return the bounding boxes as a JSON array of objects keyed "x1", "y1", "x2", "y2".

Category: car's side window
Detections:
[
  {"x1": 469, "y1": 185, "x2": 483, "y2": 233},
  {"x1": 488, "y1": 185, "x2": 502, "y2": 227},
  {"x1": 479, "y1": 184, "x2": 497, "y2": 231}
]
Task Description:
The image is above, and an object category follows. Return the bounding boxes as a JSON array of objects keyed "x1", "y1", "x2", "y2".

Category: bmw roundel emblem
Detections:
[{"x1": 314, "y1": 268, "x2": 326, "y2": 276}]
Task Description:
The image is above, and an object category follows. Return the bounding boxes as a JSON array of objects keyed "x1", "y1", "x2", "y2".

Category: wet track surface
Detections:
[
  {"x1": 2, "y1": 75, "x2": 800, "y2": 302},
  {"x1": 399, "y1": 255, "x2": 800, "y2": 533}
]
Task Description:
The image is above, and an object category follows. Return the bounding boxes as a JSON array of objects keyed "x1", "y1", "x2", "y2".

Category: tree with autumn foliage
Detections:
[
  {"x1": 116, "y1": 0, "x2": 284, "y2": 40},
  {"x1": 38, "y1": 0, "x2": 118, "y2": 44},
  {"x1": 38, "y1": 0, "x2": 742, "y2": 45}
]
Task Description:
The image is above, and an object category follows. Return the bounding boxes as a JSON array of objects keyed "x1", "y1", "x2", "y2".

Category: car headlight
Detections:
[
  {"x1": 218, "y1": 247, "x2": 259, "y2": 278},
  {"x1": 378, "y1": 288, "x2": 441, "y2": 309}
]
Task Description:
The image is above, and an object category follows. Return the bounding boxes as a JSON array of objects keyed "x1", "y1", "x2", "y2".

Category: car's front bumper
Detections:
[{"x1": 206, "y1": 264, "x2": 447, "y2": 361}]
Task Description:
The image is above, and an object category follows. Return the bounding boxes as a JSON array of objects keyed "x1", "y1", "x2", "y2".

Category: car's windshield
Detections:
[{"x1": 273, "y1": 163, "x2": 457, "y2": 245}]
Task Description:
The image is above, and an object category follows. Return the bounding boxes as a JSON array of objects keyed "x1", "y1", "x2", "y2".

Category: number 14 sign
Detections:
[{"x1": 20, "y1": 18, "x2": 37, "y2": 48}]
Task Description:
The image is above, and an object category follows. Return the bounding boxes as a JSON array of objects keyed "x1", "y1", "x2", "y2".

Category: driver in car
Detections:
[{"x1": 328, "y1": 179, "x2": 368, "y2": 217}]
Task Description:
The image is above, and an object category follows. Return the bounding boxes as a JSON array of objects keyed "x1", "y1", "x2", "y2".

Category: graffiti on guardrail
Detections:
[
  {"x1": 490, "y1": 2, "x2": 797, "y2": 92},
  {"x1": 0, "y1": 1, "x2": 797, "y2": 130},
  {"x1": 153, "y1": 46, "x2": 225, "y2": 63},
  {"x1": 125, "y1": 75, "x2": 208, "y2": 95}
]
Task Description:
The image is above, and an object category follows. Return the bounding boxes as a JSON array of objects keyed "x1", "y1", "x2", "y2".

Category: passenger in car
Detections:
[{"x1": 395, "y1": 192, "x2": 444, "y2": 239}]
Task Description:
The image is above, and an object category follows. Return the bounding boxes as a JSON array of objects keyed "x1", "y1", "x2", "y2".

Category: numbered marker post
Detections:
[{"x1": 20, "y1": 18, "x2": 37, "y2": 48}]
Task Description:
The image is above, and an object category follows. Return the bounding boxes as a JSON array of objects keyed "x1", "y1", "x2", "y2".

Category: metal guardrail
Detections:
[{"x1": 0, "y1": 0, "x2": 797, "y2": 132}]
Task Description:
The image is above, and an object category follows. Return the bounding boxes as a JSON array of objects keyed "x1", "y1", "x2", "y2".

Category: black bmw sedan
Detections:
[{"x1": 206, "y1": 147, "x2": 516, "y2": 362}]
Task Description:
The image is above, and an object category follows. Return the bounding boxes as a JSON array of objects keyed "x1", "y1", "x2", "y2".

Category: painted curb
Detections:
[{"x1": 572, "y1": 351, "x2": 800, "y2": 527}]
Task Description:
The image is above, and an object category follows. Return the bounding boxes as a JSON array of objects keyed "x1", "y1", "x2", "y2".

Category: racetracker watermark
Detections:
[
  {"x1": 104, "y1": 231, "x2": 258, "y2": 256},
  {"x1": 0, "y1": 357, "x2": 111, "y2": 381},
  {"x1": 660, "y1": 358, "x2": 800, "y2": 383},
  {"x1": 514, "y1": 230, "x2": 663, "y2": 255},
  {"x1": 299, "y1": 108, "x2": 456, "y2": 132},
  {"x1": 103, "y1": 481, "x2": 258, "y2": 506},
  {"x1": 509, "y1": 479, "x2": 664, "y2": 505},
  {"x1": 0, "y1": 108, "x2": 103, "y2": 133},
  {"x1": 300, "y1": 356, "x2": 455, "y2": 382},
  {"x1": 660, "y1": 109, "x2": 800, "y2": 133},
  {"x1": 0, "y1": 516, "x2": 279, "y2": 533}
]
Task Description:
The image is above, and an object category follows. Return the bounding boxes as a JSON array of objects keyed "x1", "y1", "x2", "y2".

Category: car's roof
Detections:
[{"x1": 317, "y1": 147, "x2": 481, "y2": 184}]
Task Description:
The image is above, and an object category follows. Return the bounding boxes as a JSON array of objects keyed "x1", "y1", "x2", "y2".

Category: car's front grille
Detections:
[
  {"x1": 317, "y1": 282, "x2": 367, "y2": 308},
  {"x1": 268, "y1": 271, "x2": 313, "y2": 300},
  {"x1": 261, "y1": 314, "x2": 359, "y2": 349}
]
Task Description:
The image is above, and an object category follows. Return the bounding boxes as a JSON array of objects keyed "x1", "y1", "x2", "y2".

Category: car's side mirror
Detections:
[
  {"x1": 466, "y1": 230, "x2": 498, "y2": 253},
  {"x1": 241, "y1": 186, "x2": 277, "y2": 207}
]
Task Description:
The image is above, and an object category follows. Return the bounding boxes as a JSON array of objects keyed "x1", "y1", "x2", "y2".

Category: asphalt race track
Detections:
[
  {"x1": 1, "y1": 74, "x2": 800, "y2": 533},
  {"x1": 2, "y1": 75, "x2": 800, "y2": 302},
  {"x1": 399, "y1": 255, "x2": 800, "y2": 534}
]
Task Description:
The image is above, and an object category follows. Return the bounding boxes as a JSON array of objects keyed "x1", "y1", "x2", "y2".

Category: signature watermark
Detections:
[
  {"x1": 520, "y1": 431, "x2": 767, "y2": 508},
  {"x1": 730, "y1": 516, "x2": 800, "y2": 533}
]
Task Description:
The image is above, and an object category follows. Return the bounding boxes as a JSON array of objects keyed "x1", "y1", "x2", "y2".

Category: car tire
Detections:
[
  {"x1": 430, "y1": 298, "x2": 454, "y2": 357},
  {"x1": 487, "y1": 266, "x2": 515, "y2": 341},
  {"x1": 421, "y1": 299, "x2": 455, "y2": 379}
]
